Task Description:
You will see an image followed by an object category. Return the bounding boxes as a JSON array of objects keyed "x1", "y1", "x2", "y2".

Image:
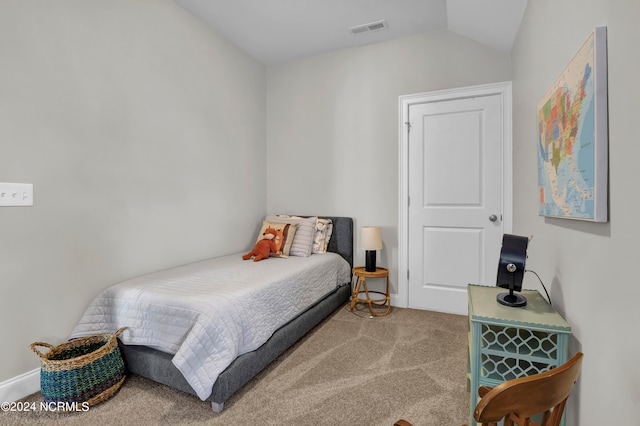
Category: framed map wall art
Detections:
[{"x1": 537, "y1": 26, "x2": 608, "y2": 222}]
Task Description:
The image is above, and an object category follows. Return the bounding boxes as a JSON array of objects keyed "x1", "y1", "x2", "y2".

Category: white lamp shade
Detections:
[{"x1": 361, "y1": 226, "x2": 383, "y2": 250}]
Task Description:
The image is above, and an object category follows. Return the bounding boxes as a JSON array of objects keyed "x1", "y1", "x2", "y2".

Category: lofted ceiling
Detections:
[{"x1": 175, "y1": 0, "x2": 527, "y2": 66}]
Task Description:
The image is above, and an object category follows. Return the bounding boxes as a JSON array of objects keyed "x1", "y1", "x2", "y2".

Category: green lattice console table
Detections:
[{"x1": 467, "y1": 284, "x2": 572, "y2": 426}]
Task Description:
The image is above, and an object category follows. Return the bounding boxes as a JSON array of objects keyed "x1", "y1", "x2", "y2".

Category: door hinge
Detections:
[
  {"x1": 408, "y1": 196, "x2": 410, "y2": 207},
  {"x1": 405, "y1": 121, "x2": 411, "y2": 132},
  {"x1": 407, "y1": 270, "x2": 410, "y2": 280}
]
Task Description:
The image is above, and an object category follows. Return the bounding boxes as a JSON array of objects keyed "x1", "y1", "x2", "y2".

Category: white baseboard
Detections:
[{"x1": 0, "y1": 369, "x2": 40, "y2": 402}]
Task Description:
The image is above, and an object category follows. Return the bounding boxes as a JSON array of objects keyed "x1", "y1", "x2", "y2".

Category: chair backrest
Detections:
[{"x1": 473, "y1": 352, "x2": 583, "y2": 426}]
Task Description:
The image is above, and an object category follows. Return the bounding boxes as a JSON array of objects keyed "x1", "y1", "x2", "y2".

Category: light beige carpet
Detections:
[{"x1": 4, "y1": 304, "x2": 470, "y2": 426}]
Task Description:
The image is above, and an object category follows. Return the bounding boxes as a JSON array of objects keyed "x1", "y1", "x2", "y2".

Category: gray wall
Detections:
[
  {"x1": 266, "y1": 31, "x2": 512, "y2": 290},
  {"x1": 0, "y1": 0, "x2": 266, "y2": 381},
  {"x1": 511, "y1": 1, "x2": 639, "y2": 424}
]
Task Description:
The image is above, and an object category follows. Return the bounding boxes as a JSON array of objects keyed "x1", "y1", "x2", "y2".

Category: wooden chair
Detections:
[{"x1": 394, "y1": 352, "x2": 583, "y2": 426}]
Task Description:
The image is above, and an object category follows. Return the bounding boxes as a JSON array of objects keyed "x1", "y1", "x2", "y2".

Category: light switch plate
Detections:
[{"x1": 0, "y1": 183, "x2": 33, "y2": 206}]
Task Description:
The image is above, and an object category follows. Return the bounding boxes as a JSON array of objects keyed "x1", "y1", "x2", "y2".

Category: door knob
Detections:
[{"x1": 489, "y1": 214, "x2": 498, "y2": 222}]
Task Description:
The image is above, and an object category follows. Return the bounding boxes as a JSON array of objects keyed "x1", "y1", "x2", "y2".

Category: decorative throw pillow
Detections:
[
  {"x1": 255, "y1": 221, "x2": 299, "y2": 258},
  {"x1": 312, "y1": 218, "x2": 333, "y2": 254},
  {"x1": 323, "y1": 221, "x2": 334, "y2": 252},
  {"x1": 265, "y1": 215, "x2": 317, "y2": 257}
]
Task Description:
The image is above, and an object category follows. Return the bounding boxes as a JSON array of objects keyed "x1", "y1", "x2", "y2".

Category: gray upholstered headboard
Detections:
[{"x1": 319, "y1": 216, "x2": 353, "y2": 269}]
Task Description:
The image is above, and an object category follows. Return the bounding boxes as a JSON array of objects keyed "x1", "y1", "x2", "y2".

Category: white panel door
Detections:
[{"x1": 408, "y1": 95, "x2": 504, "y2": 314}]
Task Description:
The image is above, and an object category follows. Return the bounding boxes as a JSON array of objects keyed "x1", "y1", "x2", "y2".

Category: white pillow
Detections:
[
  {"x1": 312, "y1": 218, "x2": 333, "y2": 254},
  {"x1": 265, "y1": 215, "x2": 317, "y2": 257},
  {"x1": 323, "y1": 221, "x2": 333, "y2": 252}
]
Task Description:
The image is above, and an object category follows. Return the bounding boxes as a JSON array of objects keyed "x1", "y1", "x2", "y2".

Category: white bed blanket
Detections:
[{"x1": 70, "y1": 252, "x2": 350, "y2": 400}]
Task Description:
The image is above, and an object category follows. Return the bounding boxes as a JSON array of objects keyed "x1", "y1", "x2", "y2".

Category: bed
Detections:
[{"x1": 70, "y1": 216, "x2": 353, "y2": 413}]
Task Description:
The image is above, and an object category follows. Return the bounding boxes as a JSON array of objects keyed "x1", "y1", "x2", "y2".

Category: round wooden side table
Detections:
[{"x1": 350, "y1": 266, "x2": 390, "y2": 317}]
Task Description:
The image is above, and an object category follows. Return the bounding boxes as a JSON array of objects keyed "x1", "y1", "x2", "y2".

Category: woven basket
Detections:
[{"x1": 30, "y1": 327, "x2": 126, "y2": 407}]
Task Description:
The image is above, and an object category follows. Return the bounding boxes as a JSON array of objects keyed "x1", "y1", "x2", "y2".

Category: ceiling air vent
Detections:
[{"x1": 349, "y1": 19, "x2": 388, "y2": 35}]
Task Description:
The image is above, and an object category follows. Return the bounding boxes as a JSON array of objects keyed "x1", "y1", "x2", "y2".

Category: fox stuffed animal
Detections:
[{"x1": 242, "y1": 227, "x2": 278, "y2": 262}]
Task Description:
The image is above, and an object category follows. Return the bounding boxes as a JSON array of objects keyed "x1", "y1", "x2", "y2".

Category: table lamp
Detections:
[{"x1": 361, "y1": 226, "x2": 382, "y2": 272}]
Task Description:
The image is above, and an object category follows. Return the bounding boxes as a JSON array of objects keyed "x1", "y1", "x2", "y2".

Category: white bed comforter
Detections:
[{"x1": 70, "y1": 252, "x2": 350, "y2": 400}]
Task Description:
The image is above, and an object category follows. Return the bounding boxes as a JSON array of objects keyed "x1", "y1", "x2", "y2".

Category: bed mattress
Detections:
[{"x1": 70, "y1": 252, "x2": 351, "y2": 400}]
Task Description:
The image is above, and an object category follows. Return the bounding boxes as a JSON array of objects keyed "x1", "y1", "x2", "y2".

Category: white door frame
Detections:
[{"x1": 396, "y1": 81, "x2": 513, "y2": 309}]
